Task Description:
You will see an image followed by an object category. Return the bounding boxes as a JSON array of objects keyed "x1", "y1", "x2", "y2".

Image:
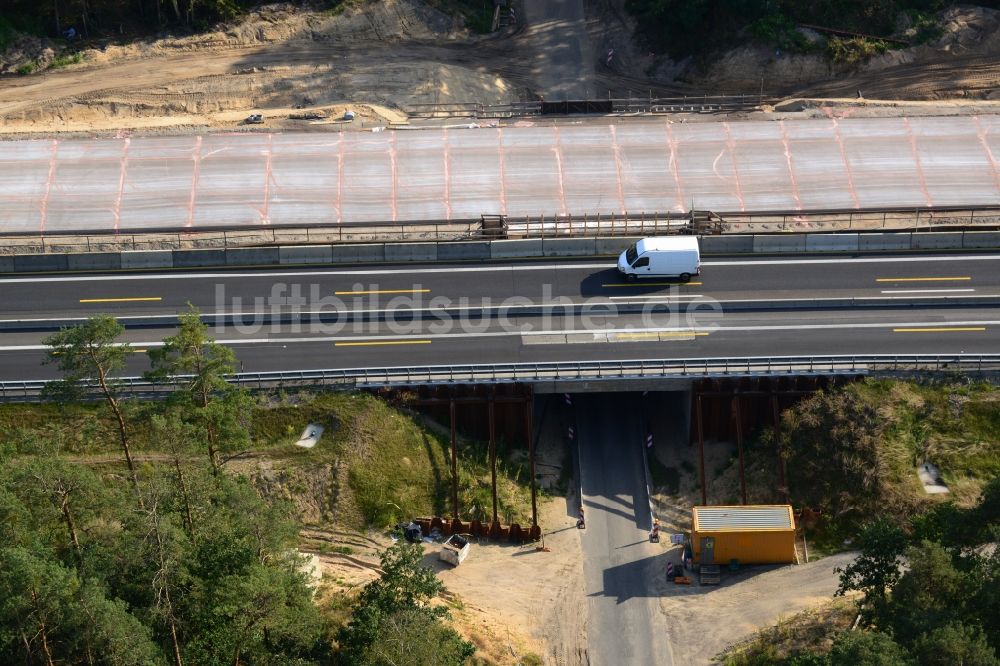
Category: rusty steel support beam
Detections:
[
  {"x1": 696, "y1": 395, "x2": 707, "y2": 505},
  {"x1": 693, "y1": 390, "x2": 817, "y2": 398},
  {"x1": 450, "y1": 395, "x2": 459, "y2": 520},
  {"x1": 733, "y1": 395, "x2": 747, "y2": 505},
  {"x1": 411, "y1": 396, "x2": 530, "y2": 406},
  {"x1": 772, "y1": 394, "x2": 789, "y2": 503},
  {"x1": 526, "y1": 389, "x2": 538, "y2": 534},
  {"x1": 489, "y1": 388, "x2": 499, "y2": 525}
]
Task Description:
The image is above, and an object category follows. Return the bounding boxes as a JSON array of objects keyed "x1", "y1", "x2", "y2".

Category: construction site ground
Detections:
[{"x1": 1, "y1": 2, "x2": 1000, "y2": 137}]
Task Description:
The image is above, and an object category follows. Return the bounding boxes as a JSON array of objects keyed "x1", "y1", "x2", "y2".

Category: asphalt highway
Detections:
[{"x1": 0, "y1": 252, "x2": 998, "y2": 381}]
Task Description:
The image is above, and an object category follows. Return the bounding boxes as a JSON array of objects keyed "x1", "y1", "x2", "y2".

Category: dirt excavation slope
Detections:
[{"x1": 0, "y1": 1, "x2": 533, "y2": 135}]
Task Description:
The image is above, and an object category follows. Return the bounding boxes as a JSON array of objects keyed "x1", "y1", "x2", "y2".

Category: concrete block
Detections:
[
  {"x1": 278, "y1": 245, "x2": 333, "y2": 265},
  {"x1": 542, "y1": 238, "x2": 597, "y2": 257},
  {"x1": 225, "y1": 247, "x2": 280, "y2": 266},
  {"x1": 699, "y1": 235, "x2": 754, "y2": 254},
  {"x1": 436, "y1": 241, "x2": 491, "y2": 261},
  {"x1": 384, "y1": 242, "x2": 438, "y2": 263},
  {"x1": 0, "y1": 256, "x2": 15, "y2": 274},
  {"x1": 912, "y1": 232, "x2": 965, "y2": 250},
  {"x1": 595, "y1": 237, "x2": 641, "y2": 256},
  {"x1": 121, "y1": 250, "x2": 174, "y2": 270},
  {"x1": 858, "y1": 233, "x2": 912, "y2": 251},
  {"x1": 328, "y1": 244, "x2": 386, "y2": 264},
  {"x1": 960, "y1": 231, "x2": 1000, "y2": 249},
  {"x1": 489, "y1": 239, "x2": 544, "y2": 259},
  {"x1": 173, "y1": 249, "x2": 226, "y2": 268},
  {"x1": 752, "y1": 234, "x2": 806, "y2": 253},
  {"x1": 14, "y1": 254, "x2": 69, "y2": 273},
  {"x1": 805, "y1": 233, "x2": 860, "y2": 252},
  {"x1": 66, "y1": 253, "x2": 122, "y2": 272}
]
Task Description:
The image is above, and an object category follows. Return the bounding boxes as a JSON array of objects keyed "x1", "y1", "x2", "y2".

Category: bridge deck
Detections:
[{"x1": 2, "y1": 116, "x2": 999, "y2": 234}]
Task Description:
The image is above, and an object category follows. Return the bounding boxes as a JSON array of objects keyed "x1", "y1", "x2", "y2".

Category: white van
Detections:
[{"x1": 617, "y1": 236, "x2": 701, "y2": 282}]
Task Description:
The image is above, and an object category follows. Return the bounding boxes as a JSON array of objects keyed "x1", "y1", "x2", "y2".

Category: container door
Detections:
[{"x1": 700, "y1": 537, "x2": 715, "y2": 564}]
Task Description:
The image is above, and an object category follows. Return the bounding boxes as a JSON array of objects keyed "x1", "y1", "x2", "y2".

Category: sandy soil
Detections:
[
  {"x1": 2, "y1": 1, "x2": 999, "y2": 137},
  {"x1": 302, "y1": 497, "x2": 585, "y2": 666}
]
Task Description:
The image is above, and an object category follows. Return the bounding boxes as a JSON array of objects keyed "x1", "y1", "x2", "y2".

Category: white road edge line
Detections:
[
  {"x1": 880, "y1": 289, "x2": 975, "y2": 294},
  {"x1": 1, "y1": 319, "x2": 996, "y2": 351},
  {"x1": 3, "y1": 253, "x2": 1000, "y2": 284}
]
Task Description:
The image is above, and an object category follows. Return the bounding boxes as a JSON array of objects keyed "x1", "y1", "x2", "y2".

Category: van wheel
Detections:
[
  {"x1": 626, "y1": 274, "x2": 637, "y2": 282},
  {"x1": 680, "y1": 273, "x2": 691, "y2": 282}
]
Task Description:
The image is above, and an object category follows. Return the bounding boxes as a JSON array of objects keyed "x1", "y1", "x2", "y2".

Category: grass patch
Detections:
[
  {"x1": 720, "y1": 598, "x2": 856, "y2": 665},
  {"x1": 49, "y1": 51, "x2": 83, "y2": 68},
  {"x1": 826, "y1": 36, "x2": 889, "y2": 67},
  {"x1": 16, "y1": 60, "x2": 37, "y2": 75},
  {"x1": 0, "y1": 390, "x2": 535, "y2": 533}
]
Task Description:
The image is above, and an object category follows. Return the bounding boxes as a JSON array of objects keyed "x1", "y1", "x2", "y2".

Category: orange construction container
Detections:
[{"x1": 691, "y1": 505, "x2": 796, "y2": 565}]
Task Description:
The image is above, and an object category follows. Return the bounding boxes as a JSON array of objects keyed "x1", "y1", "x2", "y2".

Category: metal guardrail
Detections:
[
  {"x1": 405, "y1": 94, "x2": 774, "y2": 119},
  {"x1": 3, "y1": 205, "x2": 998, "y2": 256},
  {"x1": 3, "y1": 355, "x2": 998, "y2": 400}
]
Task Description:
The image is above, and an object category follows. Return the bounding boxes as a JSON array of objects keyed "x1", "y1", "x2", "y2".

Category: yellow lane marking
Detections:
[
  {"x1": 334, "y1": 339, "x2": 432, "y2": 347},
  {"x1": 602, "y1": 282, "x2": 702, "y2": 288},
  {"x1": 334, "y1": 289, "x2": 431, "y2": 295},
  {"x1": 875, "y1": 277, "x2": 971, "y2": 282},
  {"x1": 893, "y1": 327, "x2": 986, "y2": 333},
  {"x1": 79, "y1": 297, "x2": 162, "y2": 303}
]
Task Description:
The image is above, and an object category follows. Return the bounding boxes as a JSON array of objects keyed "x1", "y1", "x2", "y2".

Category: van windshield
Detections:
[{"x1": 625, "y1": 244, "x2": 638, "y2": 266}]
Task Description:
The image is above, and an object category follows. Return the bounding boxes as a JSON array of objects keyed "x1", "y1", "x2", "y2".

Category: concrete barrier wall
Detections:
[
  {"x1": 226, "y1": 247, "x2": 281, "y2": 266},
  {"x1": 700, "y1": 235, "x2": 754, "y2": 254},
  {"x1": 121, "y1": 250, "x2": 174, "y2": 270},
  {"x1": 859, "y1": 233, "x2": 913, "y2": 251},
  {"x1": 912, "y1": 232, "x2": 964, "y2": 250},
  {"x1": 437, "y1": 241, "x2": 491, "y2": 261},
  {"x1": 67, "y1": 253, "x2": 123, "y2": 272},
  {"x1": 384, "y1": 242, "x2": 438, "y2": 262},
  {"x1": 753, "y1": 235, "x2": 806, "y2": 253},
  {"x1": 806, "y1": 233, "x2": 860, "y2": 252},
  {"x1": 173, "y1": 249, "x2": 227, "y2": 268},
  {"x1": 3, "y1": 231, "x2": 1000, "y2": 274},
  {"x1": 491, "y1": 239, "x2": 544, "y2": 258},
  {"x1": 961, "y1": 232, "x2": 1000, "y2": 249},
  {"x1": 278, "y1": 245, "x2": 334, "y2": 265},
  {"x1": 542, "y1": 238, "x2": 597, "y2": 257},
  {"x1": 595, "y1": 237, "x2": 640, "y2": 256}
]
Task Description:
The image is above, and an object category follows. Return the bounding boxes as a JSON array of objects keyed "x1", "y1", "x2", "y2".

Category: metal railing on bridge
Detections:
[
  {"x1": 6, "y1": 205, "x2": 999, "y2": 255},
  {"x1": 3, "y1": 355, "x2": 999, "y2": 400}
]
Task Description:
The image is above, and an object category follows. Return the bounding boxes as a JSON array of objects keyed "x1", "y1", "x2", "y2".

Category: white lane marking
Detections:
[
  {"x1": 3, "y1": 253, "x2": 1000, "y2": 284},
  {"x1": 3, "y1": 293, "x2": 1000, "y2": 325},
  {"x1": 703, "y1": 255, "x2": 1000, "y2": 267},
  {"x1": 880, "y1": 289, "x2": 976, "y2": 294},
  {"x1": 607, "y1": 295, "x2": 704, "y2": 300},
  {"x1": 0, "y1": 263, "x2": 611, "y2": 284},
  {"x1": 3, "y1": 319, "x2": 998, "y2": 351}
]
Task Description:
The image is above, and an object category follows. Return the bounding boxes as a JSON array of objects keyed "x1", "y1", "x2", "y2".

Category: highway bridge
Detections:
[
  {"x1": 3, "y1": 115, "x2": 999, "y2": 235},
  {"x1": 1, "y1": 251, "x2": 998, "y2": 384}
]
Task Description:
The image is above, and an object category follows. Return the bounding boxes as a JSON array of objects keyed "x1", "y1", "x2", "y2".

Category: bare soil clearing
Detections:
[{"x1": 4, "y1": 2, "x2": 999, "y2": 137}]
